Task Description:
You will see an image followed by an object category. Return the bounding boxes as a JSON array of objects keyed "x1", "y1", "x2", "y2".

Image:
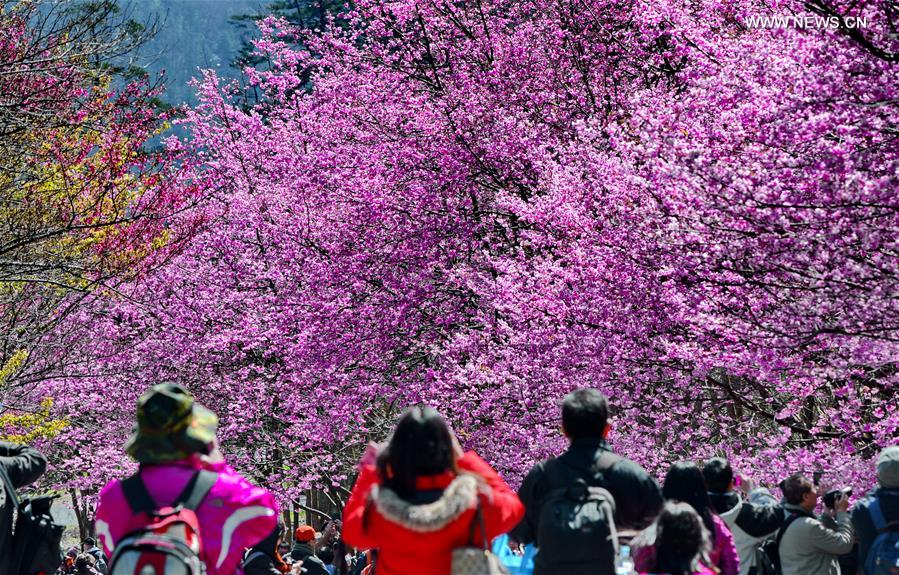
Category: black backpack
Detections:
[
  {"x1": 535, "y1": 451, "x2": 620, "y2": 573},
  {"x1": 754, "y1": 512, "x2": 801, "y2": 575},
  {"x1": 0, "y1": 464, "x2": 64, "y2": 575}
]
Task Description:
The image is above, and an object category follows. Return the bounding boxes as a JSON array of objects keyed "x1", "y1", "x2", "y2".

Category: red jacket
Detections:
[{"x1": 342, "y1": 451, "x2": 524, "y2": 575}]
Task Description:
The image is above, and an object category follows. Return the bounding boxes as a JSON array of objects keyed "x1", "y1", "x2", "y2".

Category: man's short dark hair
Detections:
[
  {"x1": 561, "y1": 388, "x2": 609, "y2": 439},
  {"x1": 782, "y1": 473, "x2": 813, "y2": 505},
  {"x1": 702, "y1": 457, "x2": 734, "y2": 493}
]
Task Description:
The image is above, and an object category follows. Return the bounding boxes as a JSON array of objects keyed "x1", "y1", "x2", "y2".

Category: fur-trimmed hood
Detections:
[
  {"x1": 371, "y1": 473, "x2": 480, "y2": 532},
  {"x1": 341, "y1": 451, "x2": 525, "y2": 575}
]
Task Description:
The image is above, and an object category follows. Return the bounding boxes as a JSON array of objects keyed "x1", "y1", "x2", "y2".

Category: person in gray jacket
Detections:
[
  {"x1": 779, "y1": 472, "x2": 854, "y2": 575},
  {"x1": 0, "y1": 441, "x2": 48, "y2": 574}
]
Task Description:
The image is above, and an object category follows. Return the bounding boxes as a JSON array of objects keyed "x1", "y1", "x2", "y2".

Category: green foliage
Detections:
[{"x1": 0, "y1": 396, "x2": 68, "y2": 444}]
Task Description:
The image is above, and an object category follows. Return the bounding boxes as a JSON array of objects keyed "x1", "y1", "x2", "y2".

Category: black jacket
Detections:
[
  {"x1": 510, "y1": 437, "x2": 663, "y2": 573},
  {"x1": 243, "y1": 524, "x2": 285, "y2": 575},
  {"x1": 0, "y1": 442, "x2": 47, "y2": 574},
  {"x1": 244, "y1": 551, "x2": 282, "y2": 575},
  {"x1": 290, "y1": 542, "x2": 329, "y2": 575},
  {"x1": 708, "y1": 491, "x2": 784, "y2": 537},
  {"x1": 852, "y1": 486, "x2": 899, "y2": 571}
]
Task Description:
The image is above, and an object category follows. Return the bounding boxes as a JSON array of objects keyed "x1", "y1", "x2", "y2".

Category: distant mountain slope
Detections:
[{"x1": 128, "y1": 0, "x2": 263, "y2": 106}]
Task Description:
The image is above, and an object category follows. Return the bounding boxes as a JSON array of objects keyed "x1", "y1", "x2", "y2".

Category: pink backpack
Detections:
[{"x1": 108, "y1": 470, "x2": 217, "y2": 575}]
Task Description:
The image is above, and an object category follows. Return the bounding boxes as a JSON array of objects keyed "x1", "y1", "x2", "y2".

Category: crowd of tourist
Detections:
[{"x1": 0, "y1": 383, "x2": 896, "y2": 575}]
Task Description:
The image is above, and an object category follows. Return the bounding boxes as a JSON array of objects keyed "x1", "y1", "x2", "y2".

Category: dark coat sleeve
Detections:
[
  {"x1": 0, "y1": 441, "x2": 47, "y2": 488},
  {"x1": 604, "y1": 459, "x2": 663, "y2": 530},
  {"x1": 852, "y1": 496, "x2": 877, "y2": 569},
  {"x1": 509, "y1": 462, "x2": 545, "y2": 544},
  {"x1": 735, "y1": 500, "x2": 785, "y2": 537}
]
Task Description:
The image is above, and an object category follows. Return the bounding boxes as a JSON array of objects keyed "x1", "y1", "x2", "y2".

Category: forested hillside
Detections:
[{"x1": 128, "y1": 0, "x2": 262, "y2": 106}]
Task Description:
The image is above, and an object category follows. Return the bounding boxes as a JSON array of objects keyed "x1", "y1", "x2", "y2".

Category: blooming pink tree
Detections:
[
  {"x1": 40, "y1": 0, "x2": 897, "y2": 507},
  {"x1": 0, "y1": 0, "x2": 201, "y2": 415}
]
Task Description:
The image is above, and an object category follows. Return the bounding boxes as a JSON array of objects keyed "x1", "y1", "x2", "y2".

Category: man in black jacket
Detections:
[
  {"x1": 290, "y1": 525, "x2": 329, "y2": 575},
  {"x1": 703, "y1": 457, "x2": 784, "y2": 575},
  {"x1": 509, "y1": 388, "x2": 663, "y2": 575},
  {"x1": 0, "y1": 441, "x2": 48, "y2": 574},
  {"x1": 852, "y1": 445, "x2": 899, "y2": 573}
]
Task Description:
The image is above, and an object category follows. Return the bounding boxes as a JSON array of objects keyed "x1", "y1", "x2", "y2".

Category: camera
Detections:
[{"x1": 822, "y1": 487, "x2": 853, "y2": 509}]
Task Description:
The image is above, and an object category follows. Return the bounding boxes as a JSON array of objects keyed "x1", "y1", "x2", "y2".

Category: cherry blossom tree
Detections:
[
  {"x1": 0, "y1": 2, "x2": 200, "y2": 529},
  {"x1": 40, "y1": 0, "x2": 897, "y2": 507}
]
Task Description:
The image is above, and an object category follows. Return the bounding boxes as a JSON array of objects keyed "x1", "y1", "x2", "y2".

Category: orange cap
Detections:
[{"x1": 294, "y1": 525, "x2": 317, "y2": 542}]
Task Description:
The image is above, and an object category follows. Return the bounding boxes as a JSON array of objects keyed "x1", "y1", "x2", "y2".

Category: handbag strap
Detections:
[
  {"x1": 363, "y1": 495, "x2": 375, "y2": 533},
  {"x1": 467, "y1": 498, "x2": 489, "y2": 550}
]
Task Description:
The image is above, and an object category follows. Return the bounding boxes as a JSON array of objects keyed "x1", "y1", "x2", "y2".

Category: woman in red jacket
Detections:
[{"x1": 342, "y1": 406, "x2": 524, "y2": 575}]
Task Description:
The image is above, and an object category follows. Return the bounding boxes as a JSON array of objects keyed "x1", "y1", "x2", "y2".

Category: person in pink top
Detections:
[
  {"x1": 95, "y1": 383, "x2": 281, "y2": 575},
  {"x1": 634, "y1": 461, "x2": 739, "y2": 575},
  {"x1": 636, "y1": 501, "x2": 719, "y2": 575}
]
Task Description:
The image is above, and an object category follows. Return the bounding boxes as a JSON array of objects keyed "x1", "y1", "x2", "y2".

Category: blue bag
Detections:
[
  {"x1": 865, "y1": 498, "x2": 899, "y2": 575},
  {"x1": 492, "y1": 534, "x2": 536, "y2": 575}
]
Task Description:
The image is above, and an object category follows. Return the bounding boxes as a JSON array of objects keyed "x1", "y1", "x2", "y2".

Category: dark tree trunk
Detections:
[{"x1": 69, "y1": 488, "x2": 94, "y2": 542}]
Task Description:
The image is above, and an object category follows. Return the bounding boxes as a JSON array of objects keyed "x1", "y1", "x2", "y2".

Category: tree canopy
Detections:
[{"x1": 8, "y1": 0, "x2": 896, "y2": 504}]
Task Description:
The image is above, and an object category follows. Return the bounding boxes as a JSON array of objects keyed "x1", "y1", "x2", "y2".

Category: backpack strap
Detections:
[
  {"x1": 554, "y1": 447, "x2": 621, "y2": 489},
  {"x1": 121, "y1": 473, "x2": 157, "y2": 514},
  {"x1": 593, "y1": 449, "x2": 622, "y2": 471},
  {"x1": 776, "y1": 512, "x2": 803, "y2": 550},
  {"x1": 362, "y1": 494, "x2": 375, "y2": 533},
  {"x1": 869, "y1": 498, "x2": 887, "y2": 531},
  {"x1": 177, "y1": 470, "x2": 217, "y2": 511},
  {"x1": 591, "y1": 450, "x2": 622, "y2": 485},
  {"x1": 121, "y1": 470, "x2": 216, "y2": 514}
]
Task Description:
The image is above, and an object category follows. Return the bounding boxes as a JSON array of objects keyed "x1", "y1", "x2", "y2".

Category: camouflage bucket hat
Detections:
[{"x1": 124, "y1": 383, "x2": 218, "y2": 464}]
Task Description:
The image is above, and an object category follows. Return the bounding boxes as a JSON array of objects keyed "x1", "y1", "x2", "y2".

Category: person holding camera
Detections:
[
  {"x1": 342, "y1": 406, "x2": 524, "y2": 575},
  {"x1": 778, "y1": 473, "x2": 854, "y2": 575},
  {"x1": 702, "y1": 458, "x2": 784, "y2": 575},
  {"x1": 851, "y1": 445, "x2": 899, "y2": 575},
  {"x1": 817, "y1": 486, "x2": 858, "y2": 575}
]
